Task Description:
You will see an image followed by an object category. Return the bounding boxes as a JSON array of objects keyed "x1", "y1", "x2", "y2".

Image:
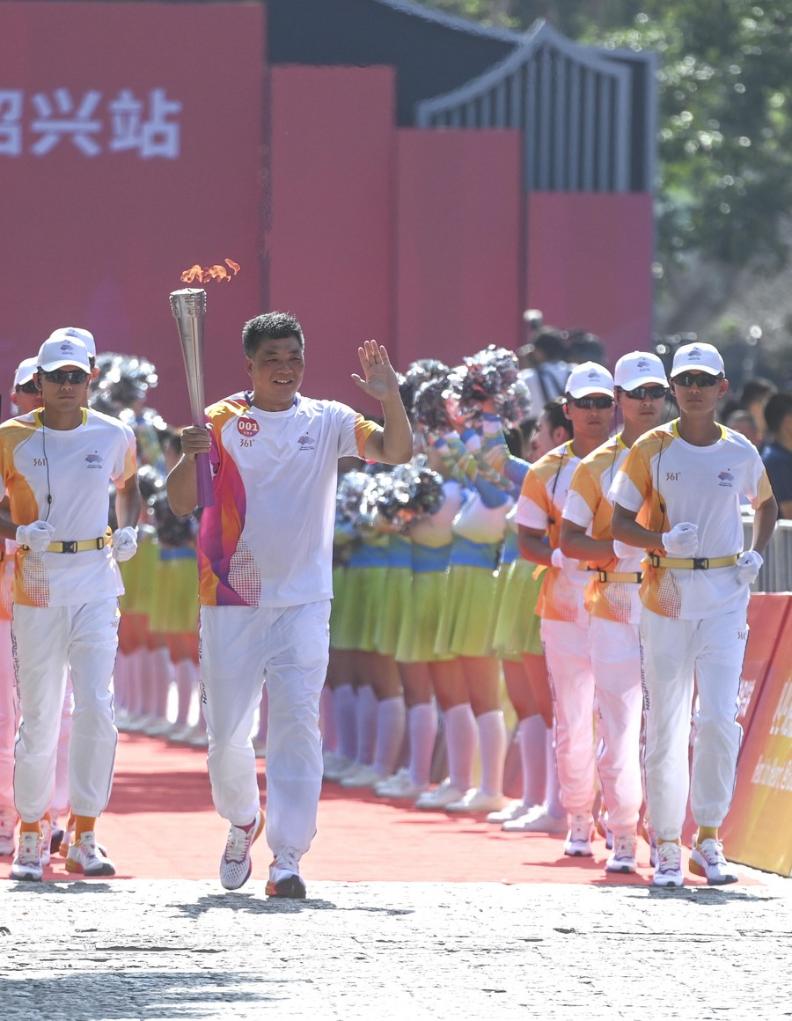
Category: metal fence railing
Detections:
[{"x1": 743, "y1": 515, "x2": 792, "y2": 593}]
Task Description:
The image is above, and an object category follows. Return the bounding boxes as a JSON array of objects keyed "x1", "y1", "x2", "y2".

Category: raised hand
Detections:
[{"x1": 351, "y1": 340, "x2": 400, "y2": 404}]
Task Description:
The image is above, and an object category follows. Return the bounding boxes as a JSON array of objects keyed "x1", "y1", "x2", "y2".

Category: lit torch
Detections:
[{"x1": 169, "y1": 287, "x2": 214, "y2": 507}]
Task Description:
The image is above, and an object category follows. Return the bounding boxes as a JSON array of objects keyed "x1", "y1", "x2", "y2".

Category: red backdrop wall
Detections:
[
  {"x1": 0, "y1": 1, "x2": 266, "y2": 423},
  {"x1": 525, "y1": 193, "x2": 655, "y2": 366},
  {"x1": 268, "y1": 66, "x2": 396, "y2": 413}
]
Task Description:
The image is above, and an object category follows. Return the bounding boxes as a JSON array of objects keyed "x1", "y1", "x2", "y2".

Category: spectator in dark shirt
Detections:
[
  {"x1": 763, "y1": 392, "x2": 792, "y2": 518},
  {"x1": 742, "y1": 377, "x2": 777, "y2": 447}
]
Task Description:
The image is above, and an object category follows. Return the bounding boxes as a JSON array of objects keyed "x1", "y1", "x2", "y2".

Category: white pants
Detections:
[
  {"x1": 12, "y1": 600, "x2": 119, "y2": 823},
  {"x1": 640, "y1": 607, "x2": 747, "y2": 841},
  {"x1": 200, "y1": 601, "x2": 330, "y2": 858},
  {"x1": 541, "y1": 617, "x2": 596, "y2": 817},
  {"x1": 589, "y1": 616, "x2": 643, "y2": 835},
  {"x1": 0, "y1": 617, "x2": 17, "y2": 814}
]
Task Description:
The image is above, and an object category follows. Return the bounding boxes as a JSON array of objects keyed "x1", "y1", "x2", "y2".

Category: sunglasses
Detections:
[
  {"x1": 622, "y1": 385, "x2": 668, "y2": 401},
  {"x1": 41, "y1": 368, "x2": 89, "y2": 385},
  {"x1": 15, "y1": 380, "x2": 39, "y2": 395},
  {"x1": 672, "y1": 372, "x2": 722, "y2": 389},
  {"x1": 568, "y1": 395, "x2": 614, "y2": 410}
]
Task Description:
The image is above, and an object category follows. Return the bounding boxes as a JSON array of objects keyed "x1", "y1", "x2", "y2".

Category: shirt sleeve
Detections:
[
  {"x1": 336, "y1": 403, "x2": 380, "y2": 459},
  {"x1": 609, "y1": 444, "x2": 651, "y2": 513},
  {"x1": 749, "y1": 450, "x2": 778, "y2": 507},
  {"x1": 515, "y1": 469, "x2": 548, "y2": 530},
  {"x1": 112, "y1": 423, "x2": 138, "y2": 487},
  {"x1": 563, "y1": 462, "x2": 597, "y2": 528}
]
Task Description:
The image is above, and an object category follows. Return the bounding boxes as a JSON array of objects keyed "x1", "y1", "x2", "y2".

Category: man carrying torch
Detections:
[{"x1": 167, "y1": 312, "x2": 411, "y2": 898}]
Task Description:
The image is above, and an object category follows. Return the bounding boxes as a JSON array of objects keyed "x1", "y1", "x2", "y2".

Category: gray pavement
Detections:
[{"x1": 1, "y1": 877, "x2": 790, "y2": 1020}]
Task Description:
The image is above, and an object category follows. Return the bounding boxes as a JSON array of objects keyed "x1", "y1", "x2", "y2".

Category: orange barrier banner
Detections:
[
  {"x1": 724, "y1": 594, "x2": 792, "y2": 876},
  {"x1": 739, "y1": 595, "x2": 792, "y2": 745}
]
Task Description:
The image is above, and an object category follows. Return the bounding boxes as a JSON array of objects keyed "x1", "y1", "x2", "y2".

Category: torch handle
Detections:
[{"x1": 196, "y1": 452, "x2": 214, "y2": 508}]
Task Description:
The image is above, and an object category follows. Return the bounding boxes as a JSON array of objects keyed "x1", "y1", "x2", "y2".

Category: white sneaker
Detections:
[
  {"x1": 445, "y1": 789, "x2": 506, "y2": 814},
  {"x1": 339, "y1": 764, "x2": 385, "y2": 789},
  {"x1": 653, "y1": 840, "x2": 684, "y2": 887},
  {"x1": 374, "y1": 769, "x2": 427, "y2": 800},
  {"x1": 415, "y1": 779, "x2": 466, "y2": 810},
  {"x1": 605, "y1": 833, "x2": 638, "y2": 873},
  {"x1": 564, "y1": 814, "x2": 594, "y2": 856},
  {"x1": 185, "y1": 727, "x2": 209, "y2": 748},
  {"x1": 40, "y1": 818, "x2": 52, "y2": 867},
  {"x1": 219, "y1": 811, "x2": 264, "y2": 891},
  {"x1": 323, "y1": 754, "x2": 356, "y2": 781},
  {"x1": 10, "y1": 831, "x2": 42, "y2": 882},
  {"x1": 689, "y1": 839, "x2": 739, "y2": 885},
  {"x1": 65, "y1": 832, "x2": 116, "y2": 877},
  {"x1": 266, "y1": 846, "x2": 306, "y2": 899},
  {"x1": 486, "y1": 800, "x2": 532, "y2": 824},
  {"x1": 502, "y1": 805, "x2": 567, "y2": 833},
  {"x1": 0, "y1": 812, "x2": 16, "y2": 856},
  {"x1": 167, "y1": 723, "x2": 195, "y2": 744}
]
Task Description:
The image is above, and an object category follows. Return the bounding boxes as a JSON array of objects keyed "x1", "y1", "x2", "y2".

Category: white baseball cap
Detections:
[
  {"x1": 47, "y1": 326, "x2": 96, "y2": 359},
  {"x1": 671, "y1": 342, "x2": 724, "y2": 378},
  {"x1": 37, "y1": 335, "x2": 91, "y2": 373},
  {"x1": 614, "y1": 350, "x2": 668, "y2": 390},
  {"x1": 565, "y1": 361, "x2": 614, "y2": 398},
  {"x1": 13, "y1": 357, "x2": 38, "y2": 388}
]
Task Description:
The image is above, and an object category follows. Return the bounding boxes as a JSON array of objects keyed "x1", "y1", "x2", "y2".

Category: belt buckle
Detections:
[
  {"x1": 692, "y1": 557, "x2": 709, "y2": 570},
  {"x1": 62, "y1": 540, "x2": 78, "y2": 554},
  {"x1": 649, "y1": 554, "x2": 661, "y2": 568},
  {"x1": 597, "y1": 569, "x2": 608, "y2": 583}
]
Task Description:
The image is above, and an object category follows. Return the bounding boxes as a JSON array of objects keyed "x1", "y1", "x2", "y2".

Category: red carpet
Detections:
[{"x1": 13, "y1": 733, "x2": 734, "y2": 885}]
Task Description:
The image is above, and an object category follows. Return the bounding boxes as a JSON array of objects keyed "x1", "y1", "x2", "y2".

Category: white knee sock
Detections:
[
  {"x1": 443, "y1": 703, "x2": 476, "y2": 791},
  {"x1": 408, "y1": 701, "x2": 438, "y2": 787},
  {"x1": 173, "y1": 659, "x2": 194, "y2": 727},
  {"x1": 355, "y1": 685, "x2": 378, "y2": 765},
  {"x1": 333, "y1": 683, "x2": 358, "y2": 761},
  {"x1": 319, "y1": 686, "x2": 337, "y2": 751},
  {"x1": 477, "y1": 709, "x2": 506, "y2": 797},
  {"x1": 518, "y1": 714, "x2": 547, "y2": 807},
  {"x1": 545, "y1": 726, "x2": 564, "y2": 818},
  {"x1": 373, "y1": 696, "x2": 406, "y2": 777}
]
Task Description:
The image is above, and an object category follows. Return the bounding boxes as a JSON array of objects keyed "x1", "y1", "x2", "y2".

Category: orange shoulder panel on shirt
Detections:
[{"x1": 354, "y1": 415, "x2": 380, "y2": 458}]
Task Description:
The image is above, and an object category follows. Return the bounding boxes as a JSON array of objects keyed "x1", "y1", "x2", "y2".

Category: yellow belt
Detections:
[
  {"x1": 44, "y1": 535, "x2": 110, "y2": 554},
  {"x1": 647, "y1": 554, "x2": 738, "y2": 571},
  {"x1": 596, "y1": 569, "x2": 642, "y2": 583}
]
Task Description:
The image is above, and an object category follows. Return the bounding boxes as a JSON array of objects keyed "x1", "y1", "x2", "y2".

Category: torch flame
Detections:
[{"x1": 180, "y1": 258, "x2": 241, "y2": 285}]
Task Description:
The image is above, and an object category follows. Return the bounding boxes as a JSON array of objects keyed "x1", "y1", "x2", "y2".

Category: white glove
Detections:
[
  {"x1": 551, "y1": 547, "x2": 579, "y2": 575},
  {"x1": 112, "y1": 526, "x2": 138, "y2": 563},
  {"x1": 612, "y1": 538, "x2": 639, "y2": 560},
  {"x1": 662, "y1": 523, "x2": 699, "y2": 557},
  {"x1": 15, "y1": 521, "x2": 55, "y2": 553},
  {"x1": 736, "y1": 550, "x2": 763, "y2": 587}
]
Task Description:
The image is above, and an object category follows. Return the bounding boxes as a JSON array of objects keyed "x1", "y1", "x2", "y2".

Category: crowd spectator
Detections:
[{"x1": 762, "y1": 392, "x2": 792, "y2": 518}]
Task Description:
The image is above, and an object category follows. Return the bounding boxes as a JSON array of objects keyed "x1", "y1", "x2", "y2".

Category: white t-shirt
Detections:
[
  {"x1": 0, "y1": 408, "x2": 137, "y2": 607},
  {"x1": 516, "y1": 441, "x2": 586, "y2": 622},
  {"x1": 608, "y1": 420, "x2": 773, "y2": 620},
  {"x1": 199, "y1": 392, "x2": 379, "y2": 607}
]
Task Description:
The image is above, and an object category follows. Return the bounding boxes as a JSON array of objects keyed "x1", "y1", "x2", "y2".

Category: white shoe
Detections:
[
  {"x1": 415, "y1": 779, "x2": 466, "y2": 810},
  {"x1": 124, "y1": 713, "x2": 154, "y2": 733},
  {"x1": 653, "y1": 840, "x2": 684, "y2": 888},
  {"x1": 323, "y1": 754, "x2": 355, "y2": 781},
  {"x1": 689, "y1": 839, "x2": 738, "y2": 885},
  {"x1": 445, "y1": 789, "x2": 506, "y2": 814},
  {"x1": 502, "y1": 805, "x2": 567, "y2": 833},
  {"x1": 40, "y1": 818, "x2": 52, "y2": 867},
  {"x1": 605, "y1": 833, "x2": 638, "y2": 873},
  {"x1": 564, "y1": 813, "x2": 594, "y2": 856},
  {"x1": 374, "y1": 768, "x2": 427, "y2": 800},
  {"x1": 65, "y1": 832, "x2": 116, "y2": 877},
  {"x1": 486, "y1": 800, "x2": 531, "y2": 824},
  {"x1": 219, "y1": 811, "x2": 264, "y2": 891},
  {"x1": 167, "y1": 723, "x2": 195, "y2": 744},
  {"x1": 143, "y1": 718, "x2": 173, "y2": 738},
  {"x1": 0, "y1": 812, "x2": 16, "y2": 856},
  {"x1": 339, "y1": 764, "x2": 385, "y2": 789},
  {"x1": 11, "y1": 832, "x2": 42, "y2": 882},
  {"x1": 266, "y1": 846, "x2": 306, "y2": 899},
  {"x1": 185, "y1": 727, "x2": 209, "y2": 748}
]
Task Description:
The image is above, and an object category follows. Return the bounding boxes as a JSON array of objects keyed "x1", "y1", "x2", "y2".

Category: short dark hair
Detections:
[
  {"x1": 533, "y1": 330, "x2": 567, "y2": 362},
  {"x1": 544, "y1": 397, "x2": 573, "y2": 437},
  {"x1": 242, "y1": 312, "x2": 305, "y2": 357},
  {"x1": 741, "y1": 377, "x2": 776, "y2": 406},
  {"x1": 764, "y1": 392, "x2": 792, "y2": 434}
]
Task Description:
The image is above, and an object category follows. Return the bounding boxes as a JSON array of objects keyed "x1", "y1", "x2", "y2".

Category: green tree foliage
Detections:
[{"x1": 417, "y1": 1, "x2": 792, "y2": 273}]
